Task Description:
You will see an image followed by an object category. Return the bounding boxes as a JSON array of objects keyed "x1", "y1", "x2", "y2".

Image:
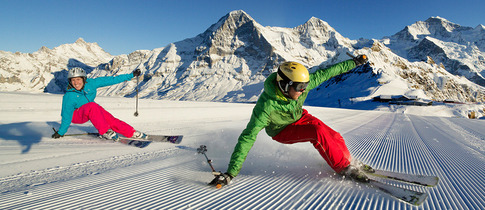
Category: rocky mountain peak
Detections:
[
  {"x1": 75, "y1": 37, "x2": 87, "y2": 45},
  {"x1": 204, "y1": 10, "x2": 256, "y2": 35},
  {"x1": 216, "y1": 10, "x2": 257, "y2": 35},
  {"x1": 191, "y1": 10, "x2": 273, "y2": 69},
  {"x1": 38, "y1": 46, "x2": 52, "y2": 54},
  {"x1": 393, "y1": 17, "x2": 472, "y2": 42},
  {"x1": 475, "y1": 24, "x2": 485, "y2": 32},
  {"x1": 423, "y1": 16, "x2": 468, "y2": 34},
  {"x1": 227, "y1": 10, "x2": 253, "y2": 21},
  {"x1": 294, "y1": 16, "x2": 351, "y2": 49},
  {"x1": 299, "y1": 17, "x2": 334, "y2": 31}
]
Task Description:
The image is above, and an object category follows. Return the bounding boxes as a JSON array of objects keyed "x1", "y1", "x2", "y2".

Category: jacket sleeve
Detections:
[
  {"x1": 91, "y1": 73, "x2": 134, "y2": 88},
  {"x1": 226, "y1": 103, "x2": 270, "y2": 177},
  {"x1": 58, "y1": 94, "x2": 76, "y2": 135},
  {"x1": 307, "y1": 59, "x2": 356, "y2": 90}
]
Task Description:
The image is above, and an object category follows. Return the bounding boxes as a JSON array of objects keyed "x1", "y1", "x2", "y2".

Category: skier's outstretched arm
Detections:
[{"x1": 209, "y1": 104, "x2": 269, "y2": 187}]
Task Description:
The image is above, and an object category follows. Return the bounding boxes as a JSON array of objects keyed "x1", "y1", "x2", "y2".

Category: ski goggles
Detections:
[{"x1": 290, "y1": 81, "x2": 309, "y2": 92}]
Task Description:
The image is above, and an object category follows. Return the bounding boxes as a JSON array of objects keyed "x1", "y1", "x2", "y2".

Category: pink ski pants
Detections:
[
  {"x1": 72, "y1": 102, "x2": 135, "y2": 137},
  {"x1": 272, "y1": 109, "x2": 351, "y2": 173}
]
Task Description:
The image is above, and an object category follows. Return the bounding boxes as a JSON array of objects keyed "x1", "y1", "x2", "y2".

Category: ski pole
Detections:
[
  {"x1": 52, "y1": 127, "x2": 98, "y2": 136},
  {"x1": 134, "y1": 68, "x2": 140, "y2": 117},
  {"x1": 346, "y1": 52, "x2": 355, "y2": 59},
  {"x1": 197, "y1": 145, "x2": 217, "y2": 173},
  {"x1": 197, "y1": 145, "x2": 225, "y2": 189}
]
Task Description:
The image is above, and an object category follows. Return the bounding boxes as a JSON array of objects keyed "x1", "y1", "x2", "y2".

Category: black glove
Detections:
[
  {"x1": 132, "y1": 69, "x2": 141, "y2": 77},
  {"x1": 52, "y1": 131, "x2": 63, "y2": 139},
  {"x1": 209, "y1": 172, "x2": 233, "y2": 187},
  {"x1": 353, "y1": 54, "x2": 368, "y2": 66}
]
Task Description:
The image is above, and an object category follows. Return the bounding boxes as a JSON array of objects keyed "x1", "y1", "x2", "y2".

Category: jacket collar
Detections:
[{"x1": 264, "y1": 73, "x2": 290, "y2": 102}]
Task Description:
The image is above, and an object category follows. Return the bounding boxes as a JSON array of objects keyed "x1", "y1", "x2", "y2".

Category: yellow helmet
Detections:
[{"x1": 276, "y1": 61, "x2": 309, "y2": 93}]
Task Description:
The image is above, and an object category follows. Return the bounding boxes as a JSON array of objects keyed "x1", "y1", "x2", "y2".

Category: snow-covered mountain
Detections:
[
  {"x1": 1, "y1": 11, "x2": 484, "y2": 105},
  {"x1": 384, "y1": 17, "x2": 485, "y2": 86},
  {"x1": 0, "y1": 38, "x2": 112, "y2": 92}
]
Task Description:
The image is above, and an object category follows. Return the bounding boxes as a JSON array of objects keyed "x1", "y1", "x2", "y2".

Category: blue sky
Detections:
[{"x1": 1, "y1": 0, "x2": 484, "y2": 55}]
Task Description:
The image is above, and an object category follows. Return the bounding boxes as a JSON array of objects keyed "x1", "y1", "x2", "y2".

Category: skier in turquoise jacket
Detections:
[
  {"x1": 209, "y1": 55, "x2": 373, "y2": 187},
  {"x1": 52, "y1": 67, "x2": 147, "y2": 141}
]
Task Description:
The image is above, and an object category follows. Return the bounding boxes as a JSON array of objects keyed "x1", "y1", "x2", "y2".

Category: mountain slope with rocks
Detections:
[
  {"x1": 384, "y1": 17, "x2": 485, "y2": 86},
  {"x1": 0, "y1": 38, "x2": 112, "y2": 92}
]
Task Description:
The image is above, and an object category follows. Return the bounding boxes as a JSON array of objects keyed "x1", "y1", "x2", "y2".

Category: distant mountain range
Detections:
[{"x1": 1, "y1": 10, "x2": 484, "y2": 107}]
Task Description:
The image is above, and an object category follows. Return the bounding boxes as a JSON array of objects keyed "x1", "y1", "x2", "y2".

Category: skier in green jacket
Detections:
[{"x1": 209, "y1": 55, "x2": 371, "y2": 187}]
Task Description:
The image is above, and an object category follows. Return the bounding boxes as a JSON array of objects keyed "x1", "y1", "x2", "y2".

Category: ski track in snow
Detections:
[{"x1": 1, "y1": 93, "x2": 484, "y2": 209}]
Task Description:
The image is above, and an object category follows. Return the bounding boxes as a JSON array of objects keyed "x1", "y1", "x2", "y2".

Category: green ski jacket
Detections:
[{"x1": 227, "y1": 59, "x2": 356, "y2": 177}]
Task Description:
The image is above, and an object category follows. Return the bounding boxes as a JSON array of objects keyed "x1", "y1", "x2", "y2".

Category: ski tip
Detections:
[
  {"x1": 162, "y1": 135, "x2": 184, "y2": 144},
  {"x1": 174, "y1": 135, "x2": 183, "y2": 144},
  {"x1": 422, "y1": 176, "x2": 440, "y2": 187},
  {"x1": 412, "y1": 193, "x2": 429, "y2": 206}
]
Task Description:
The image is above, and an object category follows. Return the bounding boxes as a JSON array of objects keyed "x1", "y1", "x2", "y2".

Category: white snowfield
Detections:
[{"x1": 0, "y1": 92, "x2": 484, "y2": 209}]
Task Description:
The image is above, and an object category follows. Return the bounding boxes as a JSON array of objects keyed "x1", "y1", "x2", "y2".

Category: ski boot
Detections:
[
  {"x1": 352, "y1": 159, "x2": 375, "y2": 173},
  {"x1": 101, "y1": 129, "x2": 119, "y2": 141},
  {"x1": 341, "y1": 165, "x2": 370, "y2": 183},
  {"x1": 361, "y1": 164, "x2": 375, "y2": 173},
  {"x1": 132, "y1": 130, "x2": 148, "y2": 139}
]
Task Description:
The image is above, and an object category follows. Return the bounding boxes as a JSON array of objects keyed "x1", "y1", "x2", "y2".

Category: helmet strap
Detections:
[
  {"x1": 277, "y1": 69, "x2": 292, "y2": 94},
  {"x1": 277, "y1": 80, "x2": 293, "y2": 98}
]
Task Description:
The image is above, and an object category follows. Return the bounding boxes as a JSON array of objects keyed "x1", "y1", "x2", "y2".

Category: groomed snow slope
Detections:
[{"x1": 0, "y1": 92, "x2": 484, "y2": 209}]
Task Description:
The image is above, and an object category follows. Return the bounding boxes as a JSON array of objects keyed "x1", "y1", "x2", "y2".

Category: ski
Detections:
[
  {"x1": 115, "y1": 134, "x2": 183, "y2": 148},
  {"x1": 61, "y1": 132, "x2": 99, "y2": 136},
  {"x1": 61, "y1": 132, "x2": 151, "y2": 148},
  {"x1": 53, "y1": 128, "x2": 182, "y2": 148},
  {"x1": 117, "y1": 138, "x2": 152, "y2": 148},
  {"x1": 367, "y1": 178, "x2": 428, "y2": 206},
  {"x1": 119, "y1": 135, "x2": 183, "y2": 144},
  {"x1": 364, "y1": 169, "x2": 439, "y2": 187}
]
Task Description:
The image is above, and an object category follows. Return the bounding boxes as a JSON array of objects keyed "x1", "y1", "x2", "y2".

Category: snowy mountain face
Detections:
[
  {"x1": 307, "y1": 41, "x2": 485, "y2": 108},
  {"x1": 121, "y1": 11, "x2": 357, "y2": 102},
  {"x1": 0, "y1": 38, "x2": 112, "y2": 93},
  {"x1": 1, "y1": 11, "x2": 484, "y2": 105},
  {"x1": 385, "y1": 17, "x2": 485, "y2": 87}
]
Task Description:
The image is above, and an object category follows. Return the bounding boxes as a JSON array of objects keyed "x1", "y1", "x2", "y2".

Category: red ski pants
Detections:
[
  {"x1": 72, "y1": 102, "x2": 135, "y2": 137},
  {"x1": 272, "y1": 109, "x2": 351, "y2": 173}
]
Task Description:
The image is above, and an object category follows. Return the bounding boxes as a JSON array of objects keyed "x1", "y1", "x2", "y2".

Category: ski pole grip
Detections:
[{"x1": 197, "y1": 145, "x2": 208, "y2": 154}]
